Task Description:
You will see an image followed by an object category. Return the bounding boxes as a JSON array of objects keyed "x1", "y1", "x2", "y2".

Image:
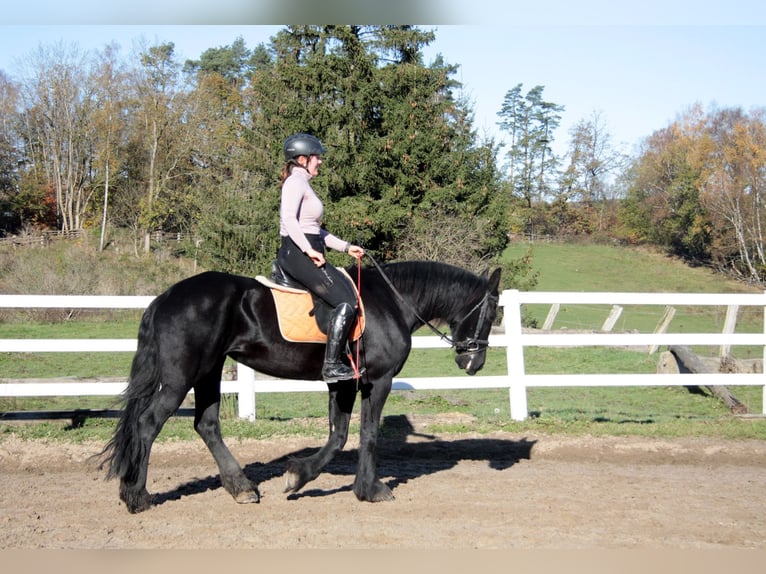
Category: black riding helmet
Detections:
[{"x1": 283, "y1": 133, "x2": 326, "y2": 162}]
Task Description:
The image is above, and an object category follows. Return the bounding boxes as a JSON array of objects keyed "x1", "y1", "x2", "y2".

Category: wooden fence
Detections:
[
  {"x1": 0, "y1": 229, "x2": 86, "y2": 248},
  {"x1": 0, "y1": 229, "x2": 196, "y2": 249},
  {"x1": 0, "y1": 291, "x2": 765, "y2": 421}
]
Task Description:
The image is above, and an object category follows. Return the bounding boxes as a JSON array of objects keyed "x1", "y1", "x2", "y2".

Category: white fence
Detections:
[{"x1": 1, "y1": 291, "x2": 765, "y2": 421}]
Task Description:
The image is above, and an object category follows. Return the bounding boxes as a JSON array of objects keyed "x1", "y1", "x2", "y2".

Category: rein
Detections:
[{"x1": 364, "y1": 253, "x2": 492, "y2": 354}]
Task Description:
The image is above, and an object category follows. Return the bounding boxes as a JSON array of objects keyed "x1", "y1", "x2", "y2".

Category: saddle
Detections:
[{"x1": 255, "y1": 261, "x2": 365, "y2": 344}]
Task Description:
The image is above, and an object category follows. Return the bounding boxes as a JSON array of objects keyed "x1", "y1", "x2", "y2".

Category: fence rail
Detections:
[{"x1": 1, "y1": 291, "x2": 765, "y2": 421}]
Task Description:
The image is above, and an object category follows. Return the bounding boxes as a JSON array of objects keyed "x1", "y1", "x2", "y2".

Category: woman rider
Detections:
[{"x1": 277, "y1": 133, "x2": 365, "y2": 382}]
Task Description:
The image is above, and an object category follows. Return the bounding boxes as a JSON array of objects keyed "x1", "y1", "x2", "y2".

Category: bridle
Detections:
[
  {"x1": 364, "y1": 254, "x2": 496, "y2": 357},
  {"x1": 453, "y1": 290, "x2": 497, "y2": 356}
]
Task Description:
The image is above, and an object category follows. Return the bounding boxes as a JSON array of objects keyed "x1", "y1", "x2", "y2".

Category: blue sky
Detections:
[
  {"x1": 1, "y1": 1, "x2": 765, "y2": 158},
  {"x1": 421, "y1": 24, "x2": 766, "y2": 156}
]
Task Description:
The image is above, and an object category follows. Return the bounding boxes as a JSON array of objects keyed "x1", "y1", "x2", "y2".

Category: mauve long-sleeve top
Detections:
[{"x1": 279, "y1": 166, "x2": 348, "y2": 254}]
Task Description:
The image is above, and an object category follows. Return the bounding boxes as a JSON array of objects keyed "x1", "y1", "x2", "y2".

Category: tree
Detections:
[
  {"x1": 560, "y1": 111, "x2": 624, "y2": 204},
  {"x1": 180, "y1": 33, "x2": 286, "y2": 274},
  {"x1": 619, "y1": 106, "x2": 717, "y2": 264},
  {"x1": 228, "y1": 25, "x2": 507, "y2": 271},
  {"x1": 0, "y1": 70, "x2": 21, "y2": 232},
  {"x1": 496, "y1": 83, "x2": 564, "y2": 208},
  {"x1": 700, "y1": 107, "x2": 766, "y2": 281},
  {"x1": 91, "y1": 43, "x2": 127, "y2": 251},
  {"x1": 354, "y1": 26, "x2": 505, "y2": 260},
  {"x1": 188, "y1": 38, "x2": 278, "y2": 275},
  {"x1": 183, "y1": 36, "x2": 255, "y2": 84},
  {"x1": 4, "y1": 27, "x2": 514, "y2": 278},
  {"x1": 558, "y1": 110, "x2": 626, "y2": 234},
  {"x1": 17, "y1": 42, "x2": 97, "y2": 232},
  {"x1": 126, "y1": 42, "x2": 191, "y2": 253}
]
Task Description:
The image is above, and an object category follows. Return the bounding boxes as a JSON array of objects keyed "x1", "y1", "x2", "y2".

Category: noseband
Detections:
[{"x1": 366, "y1": 254, "x2": 495, "y2": 356}]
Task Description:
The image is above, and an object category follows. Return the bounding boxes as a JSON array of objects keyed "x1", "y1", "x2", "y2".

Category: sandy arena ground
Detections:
[{"x1": 1, "y1": 414, "x2": 765, "y2": 550}]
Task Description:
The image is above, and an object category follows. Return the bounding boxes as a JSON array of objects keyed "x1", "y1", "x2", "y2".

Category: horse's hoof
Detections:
[
  {"x1": 283, "y1": 470, "x2": 302, "y2": 493},
  {"x1": 125, "y1": 497, "x2": 152, "y2": 514},
  {"x1": 355, "y1": 481, "x2": 395, "y2": 502},
  {"x1": 370, "y1": 488, "x2": 395, "y2": 502},
  {"x1": 121, "y1": 486, "x2": 152, "y2": 514},
  {"x1": 234, "y1": 490, "x2": 261, "y2": 504},
  {"x1": 284, "y1": 458, "x2": 314, "y2": 493}
]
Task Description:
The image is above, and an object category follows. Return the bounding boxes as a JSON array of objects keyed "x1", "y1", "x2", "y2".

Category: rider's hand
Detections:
[
  {"x1": 347, "y1": 245, "x2": 364, "y2": 260},
  {"x1": 306, "y1": 248, "x2": 326, "y2": 267}
]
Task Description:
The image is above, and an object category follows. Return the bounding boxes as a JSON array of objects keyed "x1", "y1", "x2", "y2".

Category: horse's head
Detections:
[{"x1": 451, "y1": 268, "x2": 501, "y2": 375}]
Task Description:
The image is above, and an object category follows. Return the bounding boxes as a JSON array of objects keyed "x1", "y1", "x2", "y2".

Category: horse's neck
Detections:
[{"x1": 391, "y1": 270, "x2": 475, "y2": 327}]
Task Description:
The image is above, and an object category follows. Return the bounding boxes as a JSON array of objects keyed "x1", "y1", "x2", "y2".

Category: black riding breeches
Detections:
[{"x1": 276, "y1": 235, "x2": 358, "y2": 310}]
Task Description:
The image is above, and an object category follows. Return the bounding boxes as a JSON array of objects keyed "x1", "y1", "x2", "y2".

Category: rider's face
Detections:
[{"x1": 305, "y1": 154, "x2": 322, "y2": 177}]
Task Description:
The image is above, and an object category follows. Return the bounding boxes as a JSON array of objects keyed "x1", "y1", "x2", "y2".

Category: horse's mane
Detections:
[{"x1": 375, "y1": 260, "x2": 487, "y2": 320}]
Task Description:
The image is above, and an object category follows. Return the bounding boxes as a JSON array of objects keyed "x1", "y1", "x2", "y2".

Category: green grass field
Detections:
[{"x1": 1, "y1": 241, "x2": 764, "y2": 441}]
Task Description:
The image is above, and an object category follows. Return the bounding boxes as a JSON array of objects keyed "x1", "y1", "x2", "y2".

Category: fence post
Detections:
[
  {"x1": 503, "y1": 289, "x2": 528, "y2": 421},
  {"x1": 542, "y1": 303, "x2": 559, "y2": 330},
  {"x1": 236, "y1": 363, "x2": 256, "y2": 421},
  {"x1": 720, "y1": 305, "x2": 739, "y2": 358},
  {"x1": 601, "y1": 305, "x2": 623, "y2": 332},
  {"x1": 762, "y1": 292, "x2": 766, "y2": 416},
  {"x1": 650, "y1": 306, "x2": 676, "y2": 354}
]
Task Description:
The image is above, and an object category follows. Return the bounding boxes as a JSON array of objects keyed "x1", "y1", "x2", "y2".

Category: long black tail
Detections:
[{"x1": 97, "y1": 299, "x2": 162, "y2": 482}]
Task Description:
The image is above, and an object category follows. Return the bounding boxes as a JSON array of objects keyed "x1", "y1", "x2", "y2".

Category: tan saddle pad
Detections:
[{"x1": 255, "y1": 269, "x2": 365, "y2": 344}]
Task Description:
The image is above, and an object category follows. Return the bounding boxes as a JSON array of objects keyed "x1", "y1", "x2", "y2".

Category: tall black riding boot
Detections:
[{"x1": 322, "y1": 302, "x2": 360, "y2": 382}]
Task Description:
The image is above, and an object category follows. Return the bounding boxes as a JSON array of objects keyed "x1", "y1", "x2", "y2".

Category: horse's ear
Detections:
[
  {"x1": 487, "y1": 268, "x2": 502, "y2": 292},
  {"x1": 480, "y1": 267, "x2": 489, "y2": 279}
]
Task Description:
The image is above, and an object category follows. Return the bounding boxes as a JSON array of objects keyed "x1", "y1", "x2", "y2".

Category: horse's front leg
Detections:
[
  {"x1": 284, "y1": 383, "x2": 356, "y2": 493},
  {"x1": 353, "y1": 376, "x2": 395, "y2": 502}
]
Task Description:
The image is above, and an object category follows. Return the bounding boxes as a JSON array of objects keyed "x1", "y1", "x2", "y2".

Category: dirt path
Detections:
[{"x1": 1, "y1": 417, "x2": 765, "y2": 549}]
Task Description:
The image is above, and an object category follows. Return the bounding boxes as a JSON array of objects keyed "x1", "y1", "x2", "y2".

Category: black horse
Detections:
[{"x1": 99, "y1": 260, "x2": 501, "y2": 513}]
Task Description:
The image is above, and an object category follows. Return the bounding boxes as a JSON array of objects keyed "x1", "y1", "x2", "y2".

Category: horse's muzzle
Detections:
[{"x1": 455, "y1": 349, "x2": 486, "y2": 376}]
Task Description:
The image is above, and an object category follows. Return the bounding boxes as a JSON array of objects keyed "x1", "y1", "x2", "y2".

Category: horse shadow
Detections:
[{"x1": 151, "y1": 414, "x2": 536, "y2": 507}]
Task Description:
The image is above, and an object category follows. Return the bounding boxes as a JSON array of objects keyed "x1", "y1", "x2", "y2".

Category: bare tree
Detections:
[
  {"x1": 394, "y1": 208, "x2": 493, "y2": 274},
  {"x1": 559, "y1": 110, "x2": 627, "y2": 232},
  {"x1": 91, "y1": 43, "x2": 127, "y2": 251},
  {"x1": 701, "y1": 108, "x2": 766, "y2": 281},
  {"x1": 18, "y1": 42, "x2": 98, "y2": 232}
]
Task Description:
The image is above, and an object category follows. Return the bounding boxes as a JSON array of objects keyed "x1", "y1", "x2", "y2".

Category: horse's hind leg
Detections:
[
  {"x1": 194, "y1": 373, "x2": 260, "y2": 504},
  {"x1": 120, "y1": 385, "x2": 188, "y2": 513},
  {"x1": 284, "y1": 383, "x2": 356, "y2": 494}
]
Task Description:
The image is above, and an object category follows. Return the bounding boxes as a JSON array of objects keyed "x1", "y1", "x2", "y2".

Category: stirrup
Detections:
[{"x1": 322, "y1": 361, "x2": 359, "y2": 383}]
